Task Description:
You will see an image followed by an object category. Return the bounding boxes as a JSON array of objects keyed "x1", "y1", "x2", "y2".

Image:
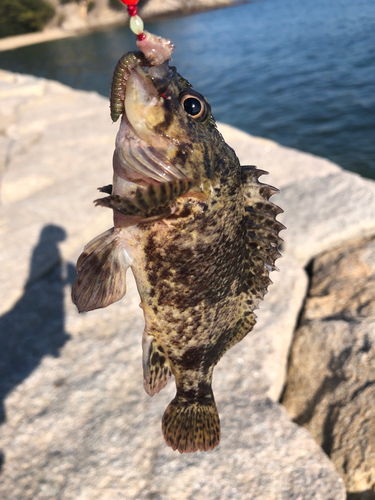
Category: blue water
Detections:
[{"x1": 0, "y1": 0, "x2": 374, "y2": 179}]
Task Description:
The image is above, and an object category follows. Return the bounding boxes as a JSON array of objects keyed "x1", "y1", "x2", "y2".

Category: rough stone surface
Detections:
[
  {"x1": 251, "y1": 254, "x2": 308, "y2": 401},
  {"x1": 282, "y1": 236, "x2": 375, "y2": 498},
  {"x1": 0, "y1": 70, "x2": 353, "y2": 498},
  {"x1": 0, "y1": 275, "x2": 345, "y2": 500},
  {"x1": 276, "y1": 172, "x2": 375, "y2": 266},
  {"x1": 0, "y1": 71, "x2": 113, "y2": 315},
  {"x1": 218, "y1": 124, "x2": 341, "y2": 190}
]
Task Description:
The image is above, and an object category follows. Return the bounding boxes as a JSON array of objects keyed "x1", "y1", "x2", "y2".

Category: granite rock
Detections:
[
  {"x1": 234, "y1": 253, "x2": 308, "y2": 402},
  {"x1": 0, "y1": 71, "x2": 113, "y2": 315},
  {"x1": 218, "y1": 123, "x2": 341, "y2": 190},
  {"x1": 282, "y1": 236, "x2": 375, "y2": 498},
  {"x1": 302, "y1": 236, "x2": 375, "y2": 323},
  {"x1": 0, "y1": 273, "x2": 345, "y2": 500},
  {"x1": 0, "y1": 70, "x2": 352, "y2": 497},
  {"x1": 276, "y1": 172, "x2": 375, "y2": 266}
]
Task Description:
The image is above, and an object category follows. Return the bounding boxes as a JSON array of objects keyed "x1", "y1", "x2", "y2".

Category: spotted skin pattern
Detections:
[
  {"x1": 72, "y1": 38, "x2": 284, "y2": 453},
  {"x1": 96, "y1": 162, "x2": 282, "y2": 453}
]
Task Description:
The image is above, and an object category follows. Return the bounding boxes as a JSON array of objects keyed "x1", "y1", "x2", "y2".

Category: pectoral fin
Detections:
[
  {"x1": 142, "y1": 333, "x2": 172, "y2": 396},
  {"x1": 94, "y1": 179, "x2": 195, "y2": 217},
  {"x1": 72, "y1": 227, "x2": 131, "y2": 313}
]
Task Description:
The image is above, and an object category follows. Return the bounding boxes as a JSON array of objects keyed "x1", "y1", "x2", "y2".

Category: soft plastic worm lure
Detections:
[
  {"x1": 109, "y1": 0, "x2": 147, "y2": 122},
  {"x1": 110, "y1": 51, "x2": 147, "y2": 122}
]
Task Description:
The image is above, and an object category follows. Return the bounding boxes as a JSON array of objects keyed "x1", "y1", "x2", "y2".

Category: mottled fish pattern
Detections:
[{"x1": 72, "y1": 31, "x2": 284, "y2": 453}]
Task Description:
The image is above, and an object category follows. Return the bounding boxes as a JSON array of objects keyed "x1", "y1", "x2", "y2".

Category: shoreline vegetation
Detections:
[{"x1": 0, "y1": 0, "x2": 240, "y2": 52}]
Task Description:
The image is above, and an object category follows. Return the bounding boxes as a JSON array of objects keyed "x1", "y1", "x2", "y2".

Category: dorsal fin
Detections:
[{"x1": 241, "y1": 165, "x2": 285, "y2": 309}]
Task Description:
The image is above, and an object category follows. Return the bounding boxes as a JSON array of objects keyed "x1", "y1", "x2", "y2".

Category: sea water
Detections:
[{"x1": 0, "y1": 0, "x2": 374, "y2": 179}]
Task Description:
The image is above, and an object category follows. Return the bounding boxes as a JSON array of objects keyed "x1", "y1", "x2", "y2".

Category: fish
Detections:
[{"x1": 72, "y1": 31, "x2": 284, "y2": 453}]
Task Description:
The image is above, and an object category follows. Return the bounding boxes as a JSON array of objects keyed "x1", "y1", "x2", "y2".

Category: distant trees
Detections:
[
  {"x1": 0, "y1": 0, "x2": 55, "y2": 38},
  {"x1": 108, "y1": 0, "x2": 123, "y2": 10},
  {"x1": 0, "y1": 0, "x2": 147, "y2": 39}
]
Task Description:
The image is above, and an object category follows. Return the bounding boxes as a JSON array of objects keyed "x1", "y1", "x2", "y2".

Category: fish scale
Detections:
[{"x1": 72, "y1": 31, "x2": 284, "y2": 453}]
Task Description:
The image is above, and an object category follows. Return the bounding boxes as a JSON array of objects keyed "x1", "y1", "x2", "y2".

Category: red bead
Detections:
[
  {"x1": 127, "y1": 5, "x2": 137, "y2": 16},
  {"x1": 119, "y1": 0, "x2": 139, "y2": 5},
  {"x1": 137, "y1": 33, "x2": 146, "y2": 41}
]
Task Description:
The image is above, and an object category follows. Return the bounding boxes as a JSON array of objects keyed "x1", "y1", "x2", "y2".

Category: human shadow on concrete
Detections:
[{"x1": 0, "y1": 224, "x2": 75, "y2": 425}]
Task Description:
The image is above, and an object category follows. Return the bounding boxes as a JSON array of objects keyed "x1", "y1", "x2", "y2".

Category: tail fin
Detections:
[
  {"x1": 72, "y1": 228, "x2": 131, "y2": 312},
  {"x1": 162, "y1": 394, "x2": 220, "y2": 453}
]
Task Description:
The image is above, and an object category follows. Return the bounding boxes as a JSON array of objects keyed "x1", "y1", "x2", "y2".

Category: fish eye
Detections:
[
  {"x1": 183, "y1": 97, "x2": 201, "y2": 116},
  {"x1": 180, "y1": 91, "x2": 210, "y2": 121}
]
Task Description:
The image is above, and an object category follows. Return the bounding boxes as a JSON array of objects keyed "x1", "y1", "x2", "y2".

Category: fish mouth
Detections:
[{"x1": 115, "y1": 63, "x2": 187, "y2": 185}]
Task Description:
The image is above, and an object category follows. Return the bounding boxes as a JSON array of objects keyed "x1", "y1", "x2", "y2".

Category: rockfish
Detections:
[{"x1": 72, "y1": 31, "x2": 284, "y2": 453}]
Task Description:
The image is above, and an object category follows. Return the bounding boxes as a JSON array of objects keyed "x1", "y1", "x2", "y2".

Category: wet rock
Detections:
[{"x1": 282, "y1": 236, "x2": 375, "y2": 497}]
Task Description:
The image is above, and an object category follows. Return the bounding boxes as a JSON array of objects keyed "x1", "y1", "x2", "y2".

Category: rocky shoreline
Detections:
[
  {"x1": 0, "y1": 0, "x2": 238, "y2": 52},
  {"x1": 282, "y1": 235, "x2": 375, "y2": 498},
  {"x1": 0, "y1": 70, "x2": 374, "y2": 498}
]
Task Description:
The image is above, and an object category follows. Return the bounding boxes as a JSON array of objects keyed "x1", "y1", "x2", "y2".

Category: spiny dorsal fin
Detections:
[
  {"x1": 98, "y1": 184, "x2": 113, "y2": 194},
  {"x1": 241, "y1": 165, "x2": 285, "y2": 308},
  {"x1": 94, "y1": 179, "x2": 196, "y2": 217},
  {"x1": 72, "y1": 228, "x2": 131, "y2": 313},
  {"x1": 142, "y1": 334, "x2": 172, "y2": 396}
]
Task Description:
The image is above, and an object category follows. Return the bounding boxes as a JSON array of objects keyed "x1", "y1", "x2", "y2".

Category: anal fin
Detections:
[
  {"x1": 72, "y1": 227, "x2": 131, "y2": 312},
  {"x1": 142, "y1": 333, "x2": 172, "y2": 396}
]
